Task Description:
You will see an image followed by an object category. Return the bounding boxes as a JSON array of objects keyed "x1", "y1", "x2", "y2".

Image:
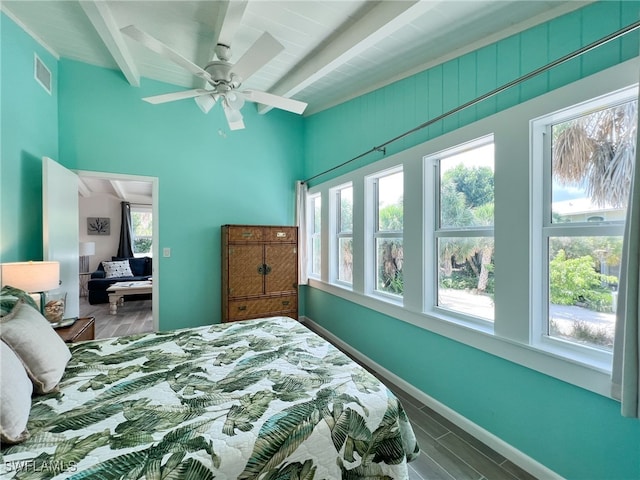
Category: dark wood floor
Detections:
[
  {"x1": 303, "y1": 323, "x2": 539, "y2": 480},
  {"x1": 77, "y1": 300, "x2": 537, "y2": 479}
]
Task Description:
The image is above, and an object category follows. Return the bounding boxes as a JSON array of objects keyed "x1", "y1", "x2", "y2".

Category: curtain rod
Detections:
[{"x1": 303, "y1": 20, "x2": 640, "y2": 185}]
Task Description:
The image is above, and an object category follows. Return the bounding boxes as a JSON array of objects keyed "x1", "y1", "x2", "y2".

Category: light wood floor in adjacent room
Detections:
[
  {"x1": 79, "y1": 297, "x2": 153, "y2": 339},
  {"x1": 77, "y1": 300, "x2": 538, "y2": 479}
]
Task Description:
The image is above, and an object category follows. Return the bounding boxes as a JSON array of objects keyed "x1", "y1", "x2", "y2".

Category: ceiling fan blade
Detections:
[
  {"x1": 222, "y1": 102, "x2": 245, "y2": 130},
  {"x1": 231, "y1": 32, "x2": 284, "y2": 82},
  {"x1": 121, "y1": 25, "x2": 212, "y2": 83},
  {"x1": 243, "y1": 90, "x2": 307, "y2": 115},
  {"x1": 214, "y1": 0, "x2": 248, "y2": 48},
  {"x1": 143, "y1": 89, "x2": 210, "y2": 105}
]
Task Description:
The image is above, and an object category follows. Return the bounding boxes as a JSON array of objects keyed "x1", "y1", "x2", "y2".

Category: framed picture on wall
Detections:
[{"x1": 87, "y1": 217, "x2": 110, "y2": 235}]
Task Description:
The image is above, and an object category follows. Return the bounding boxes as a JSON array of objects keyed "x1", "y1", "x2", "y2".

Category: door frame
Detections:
[{"x1": 75, "y1": 169, "x2": 159, "y2": 332}]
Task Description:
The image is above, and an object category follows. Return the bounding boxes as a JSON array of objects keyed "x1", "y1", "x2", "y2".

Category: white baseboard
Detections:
[{"x1": 301, "y1": 315, "x2": 564, "y2": 480}]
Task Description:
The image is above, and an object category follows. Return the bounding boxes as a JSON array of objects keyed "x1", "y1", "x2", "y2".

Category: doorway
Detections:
[{"x1": 76, "y1": 170, "x2": 159, "y2": 337}]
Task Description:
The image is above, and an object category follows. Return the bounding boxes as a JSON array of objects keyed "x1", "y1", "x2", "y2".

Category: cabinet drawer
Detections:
[
  {"x1": 264, "y1": 227, "x2": 297, "y2": 243},
  {"x1": 227, "y1": 295, "x2": 297, "y2": 321},
  {"x1": 227, "y1": 226, "x2": 263, "y2": 242}
]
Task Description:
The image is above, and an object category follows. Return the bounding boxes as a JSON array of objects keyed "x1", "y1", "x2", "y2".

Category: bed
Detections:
[{"x1": 1, "y1": 309, "x2": 419, "y2": 479}]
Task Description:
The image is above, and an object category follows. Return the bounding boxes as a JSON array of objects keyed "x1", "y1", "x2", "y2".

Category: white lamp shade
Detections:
[
  {"x1": 79, "y1": 242, "x2": 95, "y2": 256},
  {"x1": 0, "y1": 261, "x2": 60, "y2": 292}
]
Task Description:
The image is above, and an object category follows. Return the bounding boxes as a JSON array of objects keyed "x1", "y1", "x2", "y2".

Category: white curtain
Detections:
[
  {"x1": 296, "y1": 181, "x2": 309, "y2": 285},
  {"x1": 611, "y1": 94, "x2": 640, "y2": 418}
]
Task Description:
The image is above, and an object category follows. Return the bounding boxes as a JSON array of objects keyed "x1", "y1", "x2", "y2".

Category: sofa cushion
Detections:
[
  {"x1": 0, "y1": 302, "x2": 71, "y2": 394},
  {"x1": 113, "y1": 256, "x2": 151, "y2": 276},
  {"x1": 0, "y1": 341, "x2": 33, "y2": 444},
  {"x1": 102, "y1": 260, "x2": 133, "y2": 279}
]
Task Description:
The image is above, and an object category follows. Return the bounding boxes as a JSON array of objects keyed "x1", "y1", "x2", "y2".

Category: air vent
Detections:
[{"x1": 34, "y1": 53, "x2": 52, "y2": 94}]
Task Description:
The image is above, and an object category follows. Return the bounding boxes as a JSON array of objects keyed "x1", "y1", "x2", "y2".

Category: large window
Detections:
[
  {"x1": 334, "y1": 184, "x2": 353, "y2": 285},
  {"x1": 131, "y1": 206, "x2": 152, "y2": 256},
  {"x1": 309, "y1": 194, "x2": 322, "y2": 277},
  {"x1": 533, "y1": 86, "x2": 636, "y2": 352},
  {"x1": 372, "y1": 169, "x2": 403, "y2": 297},
  {"x1": 431, "y1": 137, "x2": 495, "y2": 321},
  {"x1": 304, "y1": 62, "x2": 638, "y2": 395}
]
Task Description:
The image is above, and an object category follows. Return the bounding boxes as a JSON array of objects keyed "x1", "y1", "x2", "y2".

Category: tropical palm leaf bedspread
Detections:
[{"x1": 1, "y1": 316, "x2": 419, "y2": 479}]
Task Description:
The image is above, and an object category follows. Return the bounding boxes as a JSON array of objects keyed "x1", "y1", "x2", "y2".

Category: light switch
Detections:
[{"x1": 163, "y1": 247, "x2": 171, "y2": 257}]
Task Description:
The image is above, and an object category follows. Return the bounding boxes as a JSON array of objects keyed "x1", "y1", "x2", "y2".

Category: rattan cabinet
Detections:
[{"x1": 221, "y1": 225, "x2": 298, "y2": 322}]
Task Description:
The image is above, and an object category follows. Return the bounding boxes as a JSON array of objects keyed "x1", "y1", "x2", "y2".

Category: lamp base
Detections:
[{"x1": 79, "y1": 256, "x2": 90, "y2": 273}]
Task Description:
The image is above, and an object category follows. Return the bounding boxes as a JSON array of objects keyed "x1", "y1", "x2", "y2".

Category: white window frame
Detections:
[
  {"x1": 428, "y1": 135, "x2": 495, "y2": 325},
  {"x1": 331, "y1": 183, "x2": 353, "y2": 288},
  {"x1": 367, "y1": 167, "x2": 404, "y2": 303},
  {"x1": 530, "y1": 85, "x2": 636, "y2": 368}
]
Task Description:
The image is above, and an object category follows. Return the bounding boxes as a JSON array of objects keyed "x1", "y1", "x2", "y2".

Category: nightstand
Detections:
[{"x1": 55, "y1": 317, "x2": 95, "y2": 343}]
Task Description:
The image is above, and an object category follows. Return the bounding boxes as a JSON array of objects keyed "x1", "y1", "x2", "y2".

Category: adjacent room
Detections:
[{"x1": 2, "y1": 1, "x2": 639, "y2": 479}]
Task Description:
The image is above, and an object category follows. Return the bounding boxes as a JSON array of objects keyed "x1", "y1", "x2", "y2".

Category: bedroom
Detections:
[{"x1": 1, "y1": 1, "x2": 639, "y2": 479}]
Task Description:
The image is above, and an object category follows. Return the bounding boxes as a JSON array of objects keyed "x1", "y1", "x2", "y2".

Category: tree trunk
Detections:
[{"x1": 477, "y1": 245, "x2": 493, "y2": 292}]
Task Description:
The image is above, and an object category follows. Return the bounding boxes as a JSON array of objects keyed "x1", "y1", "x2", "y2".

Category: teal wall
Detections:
[
  {"x1": 304, "y1": 1, "x2": 640, "y2": 185},
  {"x1": 302, "y1": 2, "x2": 640, "y2": 479},
  {"x1": 1, "y1": 13, "x2": 59, "y2": 262},
  {"x1": 3, "y1": 2, "x2": 640, "y2": 478},
  {"x1": 57, "y1": 59, "x2": 304, "y2": 330},
  {"x1": 1, "y1": 10, "x2": 304, "y2": 329}
]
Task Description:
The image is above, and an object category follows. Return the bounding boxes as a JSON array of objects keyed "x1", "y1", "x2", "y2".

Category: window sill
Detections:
[{"x1": 306, "y1": 279, "x2": 614, "y2": 398}]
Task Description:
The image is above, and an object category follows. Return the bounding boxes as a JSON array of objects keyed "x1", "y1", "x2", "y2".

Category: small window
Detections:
[
  {"x1": 131, "y1": 207, "x2": 152, "y2": 256},
  {"x1": 309, "y1": 194, "x2": 322, "y2": 277},
  {"x1": 431, "y1": 136, "x2": 495, "y2": 321},
  {"x1": 335, "y1": 184, "x2": 353, "y2": 285},
  {"x1": 372, "y1": 169, "x2": 403, "y2": 297}
]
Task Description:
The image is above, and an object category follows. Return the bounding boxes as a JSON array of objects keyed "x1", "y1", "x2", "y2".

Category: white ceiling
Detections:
[
  {"x1": 78, "y1": 175, "x2": 153, "y2": 205},
  {"x1": 4, "y1": 0, "x2": 587, "y2": 117},
  {"x1": 4, "y1": 0, "x2": 588, "y2": 202}
]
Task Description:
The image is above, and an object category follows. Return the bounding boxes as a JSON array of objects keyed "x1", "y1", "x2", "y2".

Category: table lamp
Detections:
[
  {"x1": 79, "y1": 242, "x2": 95, "y2": 273},
  {"x1": 0, "y1": 261, "x2": 60, "y2": 315}
]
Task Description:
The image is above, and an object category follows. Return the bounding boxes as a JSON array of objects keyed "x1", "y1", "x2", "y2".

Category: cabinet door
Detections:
[
  {"x1": 228, "y1": 244, "x2": 263, "y2": 297},
  {"x1": 264, "y1": 244, "x2": 297, "y2": 294}
]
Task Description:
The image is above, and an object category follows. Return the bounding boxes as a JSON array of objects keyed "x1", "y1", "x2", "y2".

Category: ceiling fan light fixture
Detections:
[
  {"x1": 225, "y1": 91, "x2": 245, "y2": 111},
  {"x1": 195, "y1": 94, "x2": 217, "y2": 114},
  {"x1": 222, "y1": 101, "x2": 245, "y2": 130}
]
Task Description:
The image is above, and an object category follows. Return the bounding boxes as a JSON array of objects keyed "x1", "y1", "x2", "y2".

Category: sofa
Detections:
[{"x1": 88, "y1": 257, "x2": 152, "y2": 305}]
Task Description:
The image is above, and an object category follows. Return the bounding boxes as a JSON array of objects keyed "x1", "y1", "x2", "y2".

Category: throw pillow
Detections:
[
  {"x1": 113, "y1": 256, "x2": 147, "y2": 277},
  {"x1": 0, "y1": 302, "x2": 71, "y2": 394},
  {"x1": 0, "y1": 285, "x2": 40, "y2": 317},
  {"x1": 0, "y1": 341, "x2": 33, "y2": 444},
  {"x1": 102, "y1": 260, "x2": 133, "y2": 279}
]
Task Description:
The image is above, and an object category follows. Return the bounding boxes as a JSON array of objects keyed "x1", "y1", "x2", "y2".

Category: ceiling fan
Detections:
[{"x1": 121, "y1": 22, "x2": 307, "y2": 131}]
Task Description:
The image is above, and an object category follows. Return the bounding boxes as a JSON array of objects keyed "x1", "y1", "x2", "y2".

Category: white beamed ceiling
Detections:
[{"x1": 3, "y1": 0, "x2": 588, "y2": 116}]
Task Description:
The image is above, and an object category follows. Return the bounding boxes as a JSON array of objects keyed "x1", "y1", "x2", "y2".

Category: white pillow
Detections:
[
  {"x1": 103, "y1": 260, "x2": 133, "y2": 278},
  {"x1": 1, "y1": 341, "x2": 33, "y2": 444},
  {"x1": 0, "y1": 302, "x2": 71, "y2": 394}
]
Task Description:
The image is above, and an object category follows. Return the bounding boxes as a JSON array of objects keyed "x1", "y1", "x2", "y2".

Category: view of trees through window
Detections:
[
  {"x1": 132, "y1": 210, "x2": 152, "y2": 254},
  {"x1": 436, "y1": 142, "x2": 495, "y2": 320},
  {"x1": 311, "y1": 195, "x2": 322, "y2": 276},
  {"x1": 546, "y1": 95, "x2": 636, "y2": 350},
  {"x1": 376, "y1": 172, "x2": 403, "y2": 296},
  {"x1": 337, "y1": 186, "x2": 353, "y2": 283}
]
